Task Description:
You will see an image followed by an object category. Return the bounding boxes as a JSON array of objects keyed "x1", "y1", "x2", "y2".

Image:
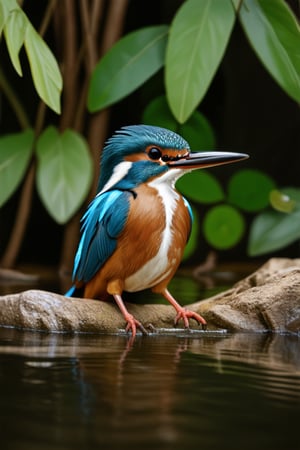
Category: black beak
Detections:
[{"x1": 168, "y1": 151, "x2": 249, "y2": 169}]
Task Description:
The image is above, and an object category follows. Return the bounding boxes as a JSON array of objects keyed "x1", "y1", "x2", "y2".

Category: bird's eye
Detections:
[{"x1": 148, "y1": 147, "x2": 162, "y2": 160}]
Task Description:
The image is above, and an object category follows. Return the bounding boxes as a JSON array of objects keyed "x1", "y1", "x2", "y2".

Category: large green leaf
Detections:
[
  {"x1": 248, "y1": 207, "x2": 300, "y2": 256},
  {"x1": 203, "y1": 204, "x2": 245, "y2": 250},
  {"x1": 88, "y1": 25, "x2": 168, "y2": 112},
  {"x1": 228, "y1": 169, "x2": 276, "y2": 212},
  {"x1": 36, "y1": 127, "x2": 93, "y2": 224},
  {"x1": 24, "y1": 23, "x2": 62, "y2": 114},
  {"x1": 239, "y1": 0, "x2": 300, "y2": 103},
  {"x1": 177, "y1": 171, "x2": 224, "y2": 205},
  {"x1": 0, "y1": 129, "x2": 34, "y2": 207},
  {"x1": 165, "y1": 0, "x2": 235, "y2": 123}
]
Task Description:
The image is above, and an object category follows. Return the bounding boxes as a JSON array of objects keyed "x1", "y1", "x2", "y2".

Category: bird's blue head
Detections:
[{"x1": 97, "y1": 124, "x2": 248, "y2": 193}]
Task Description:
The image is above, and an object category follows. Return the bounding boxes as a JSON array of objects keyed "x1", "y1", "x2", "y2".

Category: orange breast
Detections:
[{"x1": 83, "y1": 183, "x2": 191, "y2": 299}]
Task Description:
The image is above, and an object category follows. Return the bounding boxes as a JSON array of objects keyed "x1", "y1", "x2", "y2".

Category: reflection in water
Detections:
[{"x1": 0, "y1": 329, "x2": 299, "y2": 450}]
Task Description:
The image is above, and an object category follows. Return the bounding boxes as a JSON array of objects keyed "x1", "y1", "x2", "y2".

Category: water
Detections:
[{"x1": 0, "y1": 328, "x2": 299, "y2": 450}]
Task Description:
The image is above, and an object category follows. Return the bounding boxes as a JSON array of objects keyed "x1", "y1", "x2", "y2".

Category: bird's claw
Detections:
[
  {"x1": 174, "y1": 307, "x2": 207, "y2": 330},
  {"x1": 125, "y1": 314, "x2": 148, "y2": 339}
]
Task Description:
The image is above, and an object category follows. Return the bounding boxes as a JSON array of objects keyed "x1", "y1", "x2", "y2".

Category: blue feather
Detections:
[
  {"x1": 65, "y1": 285, "x2": 76, "y2": 297},
  {"x1": 72, "y1": 190, "x2": 131, "y2": 283}
]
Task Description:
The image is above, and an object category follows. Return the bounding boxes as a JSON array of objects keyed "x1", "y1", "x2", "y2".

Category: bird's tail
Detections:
[
  {"x1": 65, "y1": 285, "x2": 83, "y2": 298},
  {"x1": 65, "y1": 285, "x2": 76, "y2": 297}
]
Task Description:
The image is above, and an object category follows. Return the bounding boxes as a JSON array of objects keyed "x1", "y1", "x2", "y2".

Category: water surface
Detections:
[{"x1": 0, "y1": 328, "x2": 299, "y2": 450}]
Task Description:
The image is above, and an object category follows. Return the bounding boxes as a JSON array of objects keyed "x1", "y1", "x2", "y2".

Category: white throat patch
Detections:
[{"x1": 99, "y1": 161, "x2": 132, "y2": 195}]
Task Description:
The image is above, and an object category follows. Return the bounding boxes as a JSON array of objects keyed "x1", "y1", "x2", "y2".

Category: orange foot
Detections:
[
  {"x1": 162, "y1": 289, "x2": 207, "y2": 329},
  {"x1": 113, "y1": 294, "x2": 148, "y2": 339},
  {"x1": 174, "y1": 306, "x2": 207, "y2": 329},
  {"x1": 124, "y1": 313, "x2": 148, "y2": 338}
]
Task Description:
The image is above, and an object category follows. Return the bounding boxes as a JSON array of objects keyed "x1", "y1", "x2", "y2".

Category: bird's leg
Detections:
[
  {"x1": 161, "y1": 289, "x2": 207, "y2": 329},
  {"x1": 113, "y1": 294, "x2": 148, "y2": 338}
]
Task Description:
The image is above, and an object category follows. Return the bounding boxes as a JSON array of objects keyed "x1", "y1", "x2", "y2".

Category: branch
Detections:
[
  {"x1": 59, "y1": 0, "x2": 79, "y2": 131},
  {"x1": 100, "y1": 0, "x2": 129, "y2": 54},
  {"x1": 0, "y1": 162, "x2": 35, "y2": 268},
  {"x1": 0, "y1": 66, "x2": 31, "y2": 129},
  {"x1": 39, "y1": 0, "x2": 58, "y2": 37}
]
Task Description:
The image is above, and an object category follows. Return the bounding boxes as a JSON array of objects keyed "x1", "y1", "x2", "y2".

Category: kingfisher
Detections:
[{"x1": 66, "y1": 125, "x2": 248, "y2": 338}]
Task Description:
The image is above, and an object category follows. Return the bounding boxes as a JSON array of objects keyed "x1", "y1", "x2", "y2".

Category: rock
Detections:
[
  {"x1": 196, "y1": 257, "x2": 300, "y2": 334},
  {"x1": 0, "y1": 258, "x2": 299, "y2": 335}
]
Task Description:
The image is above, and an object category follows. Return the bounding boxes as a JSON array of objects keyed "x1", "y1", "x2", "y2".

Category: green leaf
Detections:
[
  {"x1": 239, "y1": 0, "x2": 300, "y2": 103},
  {"x1": 203, "y1": 205, "x2": 245, "y2": 249},
  {"x1": 269, "y1": 189, "x2": 296, "y2": 213},
  {"x1": 24, "y1": 23, "x2": 62, "y2": 113},
  {"x1": 0, "y1": 129, "x2": 34, "y2": 207},
  {"x1": 36, "y1": 127, "x2": 93, "y2": 224},
  {"x1": 3, "y1": 8, "x2": 27, "y2": 76},
  {"x1": 142, "y1": 96, "x2": 178, "y2": 131},
  {"x1": 183, "y1": 205, "x2": 200, "y2": 260},
  {"x1": 142, "y1": 95, "x2": 216, "y2": 149},
  {"x1": 248, "y1": 207, "x2": 300, "y2": 256},
  {"x1": 0, "y1": 0, "x2": 18, "y2": 35},
  {"x1": 165, "y1": 0, "x2": 235, "y2": 123},
  {"x1": 177, "y1": 171, "x2": 224, "y2": 204},
  {"x1": 279, "y1": 187, "x2": 300, "y2": 203},
  {"x1": 178, "y1": 112, "x2": 216, "y2": 151},
  {"x1": 88, "y1": 25, "x2": 168, "y2": 112},
  {"x1": 228, "y1": 169, "x2": 276, "y2": 212},
  {"x1": 0, "y1": 1, "x2": 62, "y2": 113}
]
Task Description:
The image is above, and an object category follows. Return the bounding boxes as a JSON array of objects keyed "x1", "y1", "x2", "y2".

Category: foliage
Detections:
[
  {"x1": 228, "y1": 170, "x2": 276, "y2": 212},
  {"x1": 36, "y1": 127, "x2": 93, "y2": 224},
  {"x1": 1, "y1": 0, "x2": 62, "y2": 113},
  {"x1": 88, "y1": 26, "x2": 169, "y2": 112},
  {"x1": 165, "y1": 0, "x2": 236, "y2": 123},
  {"x1": 248, "y1": 188, "x2": 300, "y2": 256},
  {"x1": 88, "y1": 0, "x2": 300, "y2": 121},
  {"x1": 203, "y1": 205, "x2": 245, "y2": 250},
  {"x1": 238, "y1": 0, "x2": 300, "y2": 104},
  {"x1": 0, "y1": 129, "x2": 34, "y2": 207},
  {"x1": 0, "y1": 0, "x2": 93, "y2": 225},
  {"x1": 182, "y1": 165, "x2": 300, "y2": 259}
]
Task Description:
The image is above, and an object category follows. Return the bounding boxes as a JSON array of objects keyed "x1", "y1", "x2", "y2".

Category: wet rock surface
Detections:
[{"x1": 0, "y1": 258, "x2": 299, "y2": 335}]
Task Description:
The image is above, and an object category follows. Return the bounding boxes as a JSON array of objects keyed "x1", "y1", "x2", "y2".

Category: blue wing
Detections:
[{"x1": 71, "y1": 190, "x2": 131, "y2": 284}]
